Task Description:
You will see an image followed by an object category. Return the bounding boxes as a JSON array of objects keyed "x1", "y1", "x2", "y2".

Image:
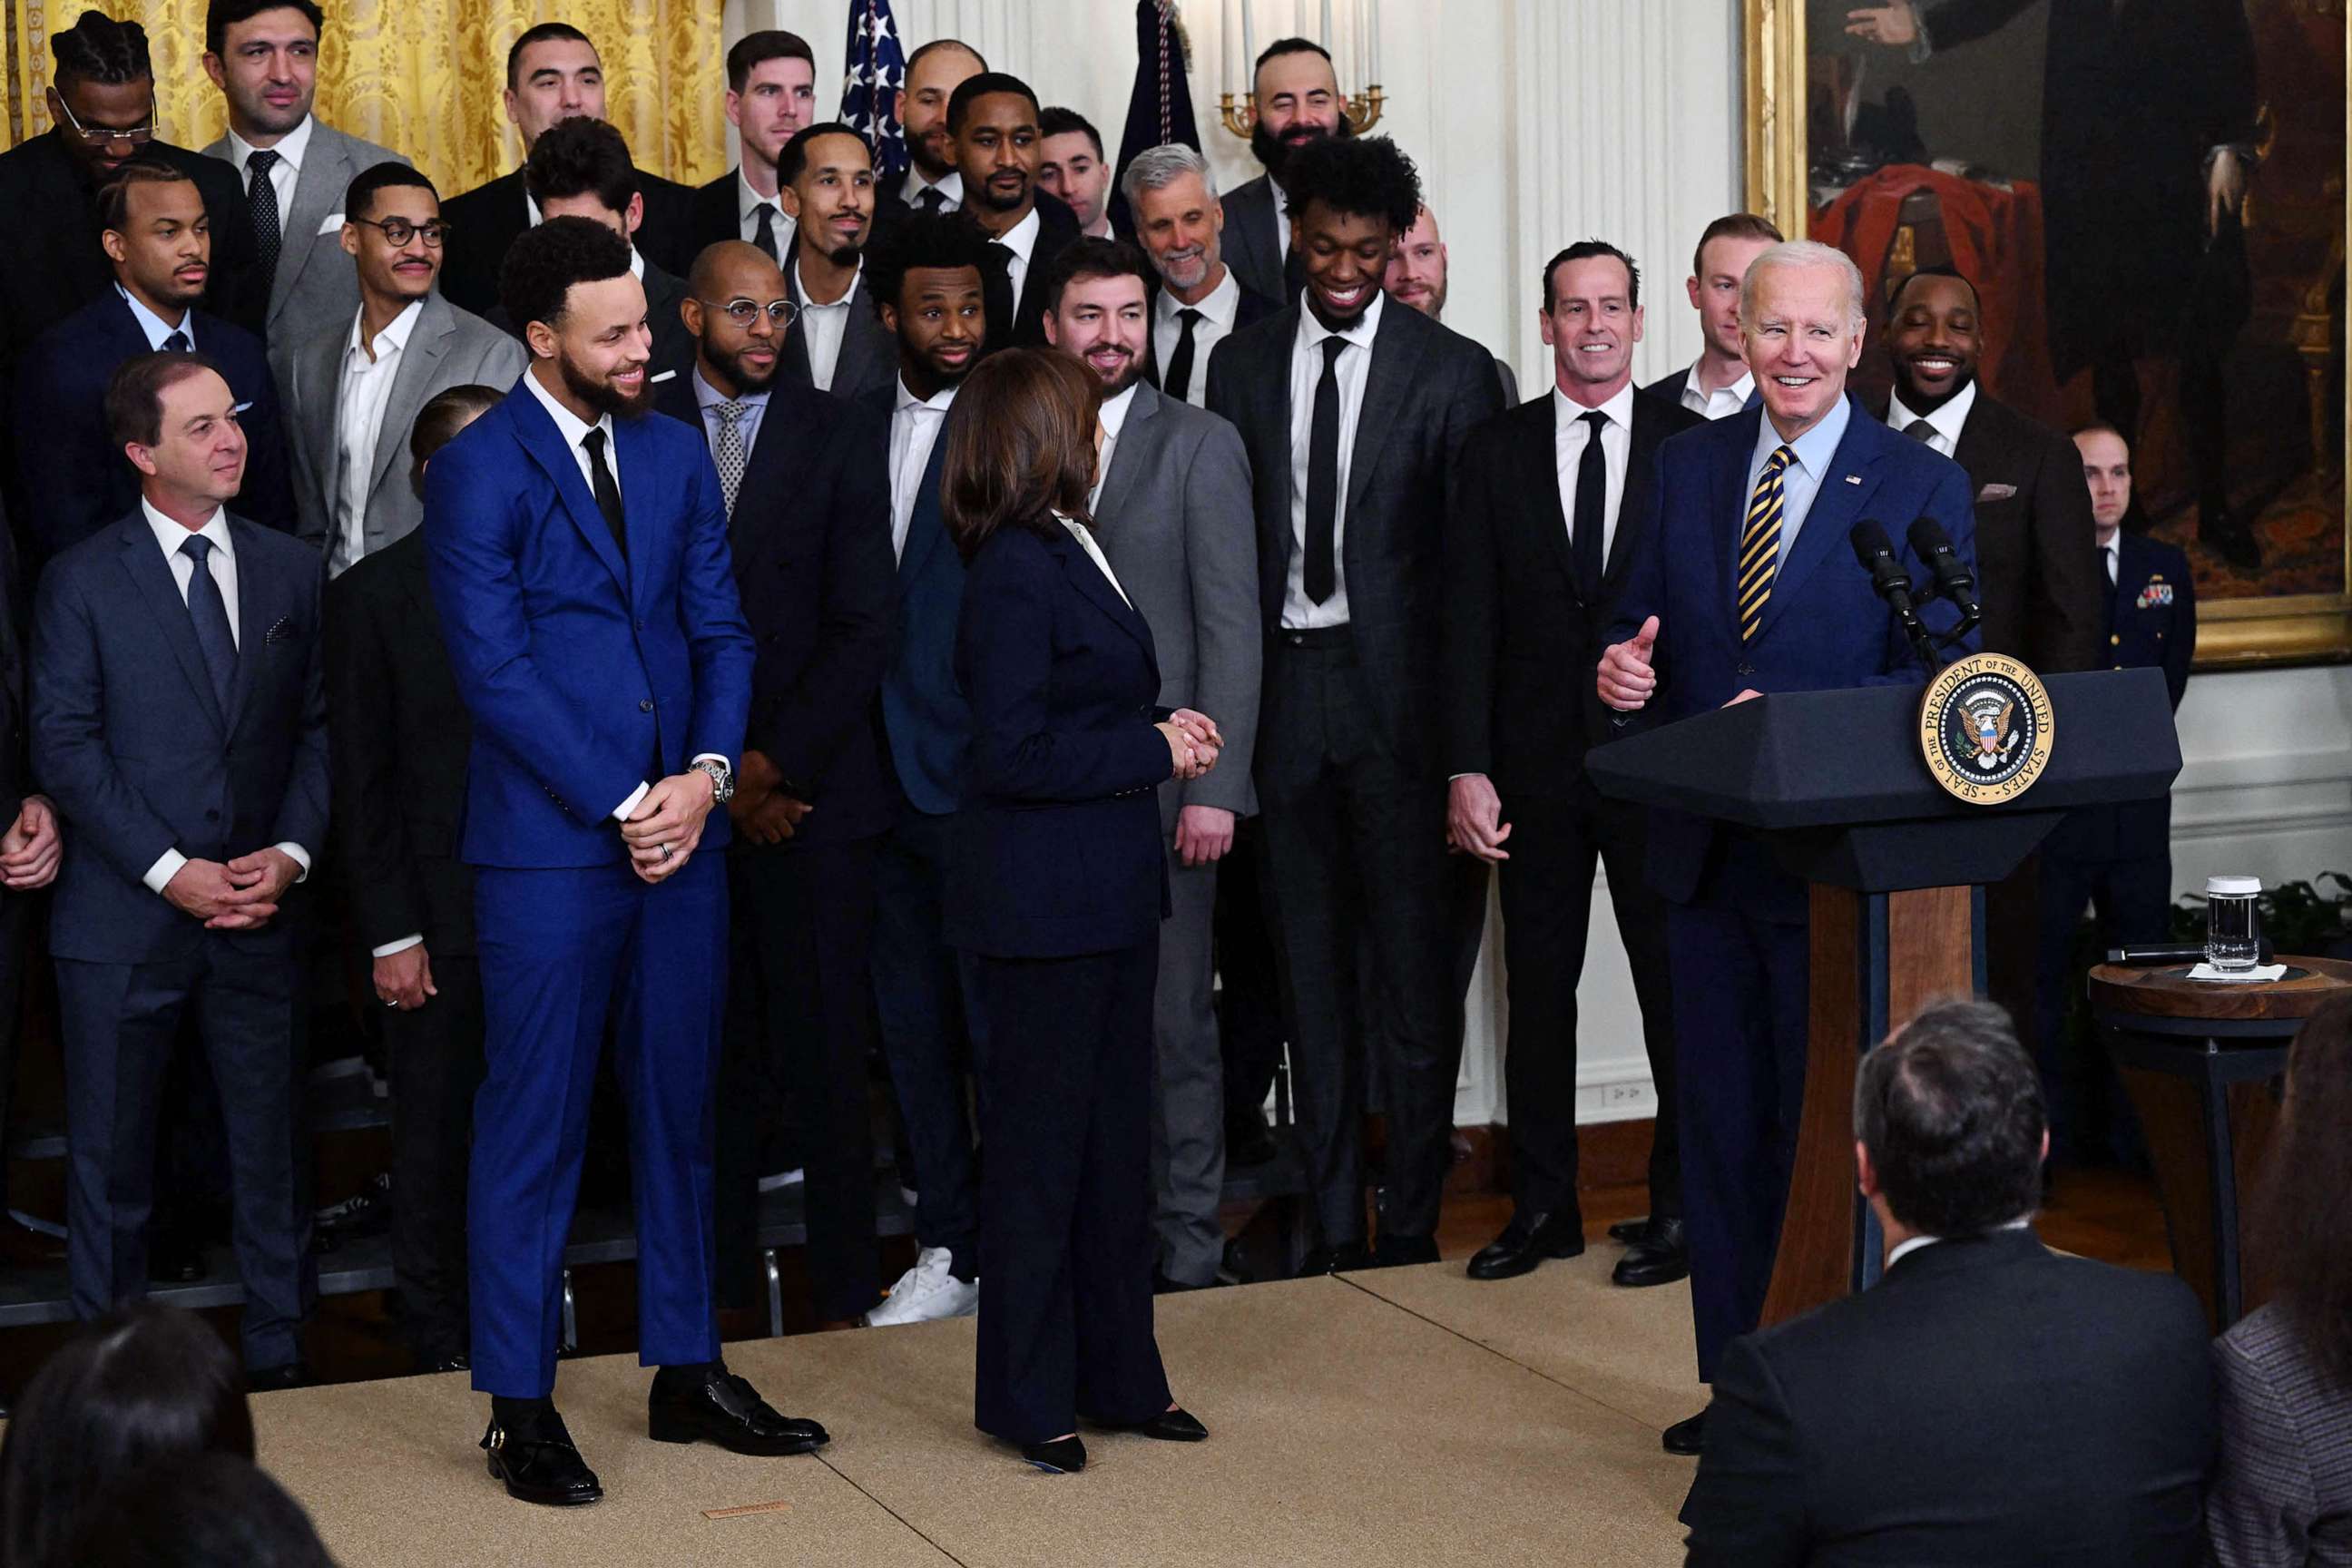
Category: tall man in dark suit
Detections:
[
  {"x1": 1681, "y1": 1000, "x2": 2215, "y2": 1565},
  {"x1": 688, "y1": 31, "x2": 817, "y2": 261},
  {"x1": 1642, "y1": 213, "x2": 1780, "y2": 418},
  {"x1": 435, "y1": 24, "x2": 697, "y2": 318},
  {"x1": 1206, "y1": 136, "x2": 1504, "y2": 1273},
  {"x1": 659, "y1": 240, "x2": 897, "y2": 1327},
  {"x1": 1122, "y1": 143, "x2": 1279, "y2": 408},
  {"x1": 198, "y1": 0, "x2": 410, "y2": 352},
  {"x1": 1446, "y1": 241, "x2": 1700, "y2": 1289},
  {"x1": 15, "y1": 159, "x2": 296, "y2": 568},
  {"x1": 2034, "y1": 423, "x2": 2194, "y2": 1162},
  {"x1": 423, "y1": 218, "x2": 812, "y2": 1504},
  {"x1": 1223, "y1": 38, "x2": 1350, "y2": 307},
  {"x1": 774, "y1": 124, "x2": 896, "y2": 402},
  {"x1": 857, "y1": 213, "x2": 992, "y2": 1328},
  {"x1": 950, "y1": 74, "x2": 1082, "y2": 352},
  {"x1": 1043, "y1": 240, "x2": 1261, "y2": 1292},
  {"x1": 882, "y1": 39, "x2": 987, "y2": 222},
  {"x1": 1598, "y1": 240, "x2": 1978, "y2": 1454},
  {"x1": 32, "y1": 351, "x2": 325, "y2": 1379}
]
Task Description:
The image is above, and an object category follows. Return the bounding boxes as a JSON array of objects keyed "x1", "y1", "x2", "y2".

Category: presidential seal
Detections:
[{"x1": 1918, "y1": 652, "x2": 2054, "y2": 804}]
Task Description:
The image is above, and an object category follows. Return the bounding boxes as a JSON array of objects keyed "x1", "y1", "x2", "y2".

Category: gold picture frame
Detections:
[{"x1": 1742, "y1": 0, "x2": 2352, "y2": 669}]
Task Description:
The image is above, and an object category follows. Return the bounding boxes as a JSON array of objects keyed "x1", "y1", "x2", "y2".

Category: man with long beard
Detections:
[
  {"x1": 423, "y1": 216, "x2": 819, "y2": 1506},
  {"x1": 1224, "y1": 37, "x2": 1353, "y2": 305}
]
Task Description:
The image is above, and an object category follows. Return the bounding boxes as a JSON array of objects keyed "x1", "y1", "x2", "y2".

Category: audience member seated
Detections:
[
  {"x1": 71, "y1": 1452, "x2": 336, "y2": 1568},
  {"x1": 2209, "y1": 992, "x2": 2352, "y2": 1567},
  {"x1": 0, "y1": 1303, "x2": 254, "y2": 1568},
  {"x1": 1680, "y1": 997, "x2": 2216, "y2": 1566}
]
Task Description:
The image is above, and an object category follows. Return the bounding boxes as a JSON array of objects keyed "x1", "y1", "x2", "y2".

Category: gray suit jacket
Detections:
[
  {"x1": 1222, "y1": 173, "x2": 1287, "y2": 307},
  {"x1": 271, "y1": 289, "x2": 527, "y2": 564},
  {"x1": 202, "y1": 120, "x2": 410, "y2": 349},
  {"x1": 1093, "y1": 380, "x2": 1260, "y2": 818}
]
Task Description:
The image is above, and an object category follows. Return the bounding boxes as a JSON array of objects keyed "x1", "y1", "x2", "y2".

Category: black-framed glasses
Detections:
[
  {"x1": 696, "y1": 297, "x2": 799, "y2": 328},
  {"x1": 51, "y1": 90, "x2": 155, "y2": 148},
  {"x1": 352, "y1": 216, "x2": 451, "y2": 247}
]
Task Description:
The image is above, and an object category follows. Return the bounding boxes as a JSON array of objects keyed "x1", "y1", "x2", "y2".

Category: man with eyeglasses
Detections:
[
  {"x1": 272, "y1": 162, "x2": 524, "y2": 573},
  {"x1": 658, "y1": 239, "x2": 897, "y2": 1330},
  {"x1": 199, "y1": 0, "x2": 411, "y2": 354}
]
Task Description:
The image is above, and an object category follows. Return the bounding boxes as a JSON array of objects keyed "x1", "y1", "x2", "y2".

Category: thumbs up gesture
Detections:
[{"x1": 1597, "y1": 615, "x2": 1660, "y2": 711}]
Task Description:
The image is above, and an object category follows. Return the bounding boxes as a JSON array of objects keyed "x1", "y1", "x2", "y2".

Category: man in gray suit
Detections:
[
  {"x1": 273, "y1": 164, "x2": 525, "y2": 572},
  {"x1": 200, "y1": 0, "x2": 409, "y2": 352},
  {"x1": 1042, "y1": 239, "x2": 1259, "y2": 1292}
]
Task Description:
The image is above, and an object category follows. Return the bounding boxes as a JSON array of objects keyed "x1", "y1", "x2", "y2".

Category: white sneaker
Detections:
[{"x1": 863, "y1": 1245, "x2": 979, "y2": 1327}]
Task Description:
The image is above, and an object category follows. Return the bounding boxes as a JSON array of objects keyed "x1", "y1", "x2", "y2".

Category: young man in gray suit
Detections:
[
  {"x1": 1044, "y1": 239, "x2": 1260, "y2": 1292},
  {"x1": 273, "y1": 163, "x2": 525, "y2": 573},
  {"x1": 200, "y1": 0, "x2": 409, "y2": 351}
]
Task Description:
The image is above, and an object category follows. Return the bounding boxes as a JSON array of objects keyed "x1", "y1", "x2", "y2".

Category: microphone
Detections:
[
  {"x1": 1848, "y1": 520, "x2": 1920, "y2": 622},
  {"x1": 1906, "y1": 515, "x2": 1982, "y2": 625}
]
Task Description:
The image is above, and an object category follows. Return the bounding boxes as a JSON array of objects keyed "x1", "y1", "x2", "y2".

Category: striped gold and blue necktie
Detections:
[{"x1": 1738, "y1": 445, "x2": 1796, "y2": 642}]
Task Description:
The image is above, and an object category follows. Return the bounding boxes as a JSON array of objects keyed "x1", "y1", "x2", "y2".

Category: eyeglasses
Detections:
[
  {"x1": 696, "y1": 298, "x2": 800, "y2": 328},
  {"x1": 52, "y1": 91, "x2": 155, "y2": 148},
  {"x1": 351, "y1": 217, "x2": 452, "y2": 247}
]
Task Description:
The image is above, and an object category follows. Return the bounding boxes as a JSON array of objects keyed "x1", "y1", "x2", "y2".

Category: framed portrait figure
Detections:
[{"x1": 1747, "y1": 0, "x2": 2349, "y2": 667}]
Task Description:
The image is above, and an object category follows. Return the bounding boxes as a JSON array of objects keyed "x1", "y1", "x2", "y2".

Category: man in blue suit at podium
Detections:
[
  {"x1": 1598, "y1": 240, "x2": 1979, "y2": 1458},
  {"x1": 424, "y1": 216, "x2": 821, "y2": 1507}
]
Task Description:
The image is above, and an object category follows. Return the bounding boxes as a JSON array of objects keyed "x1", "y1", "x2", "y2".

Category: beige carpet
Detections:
[{"x1": 258, "y1": 1255, "x2": 1699, "y2": 1567}]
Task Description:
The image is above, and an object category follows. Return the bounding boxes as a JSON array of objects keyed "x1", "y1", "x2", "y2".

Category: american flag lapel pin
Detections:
[{"x1": 1843, "y1": 474, "x2": 1862, "y2": 485}]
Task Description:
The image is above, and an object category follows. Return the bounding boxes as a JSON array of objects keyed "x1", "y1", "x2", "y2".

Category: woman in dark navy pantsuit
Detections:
[{"x1": 939, "y1": 348, "x2": 1223, "y2": 1473}]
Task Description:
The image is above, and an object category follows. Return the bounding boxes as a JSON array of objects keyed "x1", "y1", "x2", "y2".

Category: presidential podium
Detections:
[{"x1": 1584, "y1": 666, "x2": 2181, "y2": 1325}]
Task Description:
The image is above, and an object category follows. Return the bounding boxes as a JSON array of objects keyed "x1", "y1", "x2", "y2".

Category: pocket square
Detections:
[
  {"x1": 1976, "y1": 483, "x2": 2017, "y2": 502},
  {"x1": 264, "y1": 615, "x2": 295, "y2": 645},
  {"x1": 315, "y1": 211, "x2": 346, "y2": 236}
]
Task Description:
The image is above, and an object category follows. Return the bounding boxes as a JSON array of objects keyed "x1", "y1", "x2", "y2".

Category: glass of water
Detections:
[{"x1": 2204, "y1": 876, "x2": 2262, "y2": 973}]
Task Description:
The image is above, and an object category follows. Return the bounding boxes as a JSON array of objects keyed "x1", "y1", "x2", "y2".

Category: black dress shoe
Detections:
[
  {"x1": 315, "y1": 1170, "x2": 392, "y2": 1237},
  {"x1": 1611, "y1": 1217, "x2": 1688, "y2": 1288},
  {"x1": 483, "y1": 1416, "x2": 603, "y2": 1505},
  {"x1": 1152, "y1": 1269, "x2": 1229, "y2": 1295},
  {"x1": 1296, "y1": 1241, "x2": 1374, "y2": 1277},
  {"x1": 417, "y1": 1352, "x2": 471, "y2": 1375},
  {"x1": 1373, "y1": 1232, "x2": 1441, "y2": 1269},
  {"x1": 1021, "y1": 1435, "x2": 1086, "y2": 1473},
  {"x1": 1465, "y1": 1211, "x2": 1585, "y2": 1281},
  {"x1": 1114, "y1": 1407, "x2": 1208, "y2": 1442},
  {"x1": 247, "y1": 1360, "x2": 310, "y2": 1392},
  {"x1": 648, "y1": 1366, "x2": 828, "y2": 1456},
  {"x1": 1661, "y1": 1407, "x2": 1707, "y2": 1456},
  {"x1": 1225, "y1": 1110, "x2": 1279, "y2": 1167},
  {"x1": 1606, "y1": 1216, "x2": 1651, "y2": 1246}
]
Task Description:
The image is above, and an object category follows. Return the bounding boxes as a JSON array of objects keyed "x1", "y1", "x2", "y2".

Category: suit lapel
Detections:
[
  {"x1": 1714, "y1": 410, "x2": 1762, "y2": 635},
  {"x1": 1753, "y1": 408, "x2": 1884, "y2": 640},
  {"x1": 301, "y1": 324, "x2": 343, "y2": 500},
  {"x1": 1603, "y1": 403, "x2": 1654, "y2": 594},
  {"x1": 224, "y1": 519, "x2": 269, "y2": 736},
  {"x1": 1515, "y1": 398, "x2": 1582, "y2": 602},
  {"x1": 1343, "y1": 308, "x2": 1421, "y2": 520},
  {"x1": 509, "y1": 387, "x2": 630, "y2": 595},
  {"x1": 275, "y1": 131, "x2": 346, "y2": 317},
  {"x1": 367, "y1": 297, "x2": 455, "y2": 506},
  {"x1": 1050, "y1": 526, "x2": 1155, "y2": 674},
  {"x1": 115, "y1": 518, "x2": 228, "y2": 735},
  {"x1": 613, "y1": 414, "x2": 663, "y2": 608},
  {"x1": 897, "y1": 422, "x2": 952, "y2": 586},
  {"x1": 1094, "y1": 382, "x2": 1159, "y2": 525}
]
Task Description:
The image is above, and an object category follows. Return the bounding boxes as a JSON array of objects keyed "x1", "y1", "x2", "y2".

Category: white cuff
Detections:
[
  {"x1": 371, "y1": 934, "x2": 425, "y2": 958},
  {"x1": 143, "y1": 848, "x2": 188, "y2": 897},
  {"x1": 274, "y1": 842, "x2": 311, "y2": 883},
  {"x1": 612, "y1": 781, "x2": 652, "y2": 822}
]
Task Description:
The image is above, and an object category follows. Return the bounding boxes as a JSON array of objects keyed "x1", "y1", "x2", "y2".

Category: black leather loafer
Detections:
[
  {"x1": 483, "y1": 1416, "x2": 603, "y2": 1505},
  {"x1": 1606, "y1": 1216, "x2": 1651, "y2": 1246},
  {"x1": 1022, "y1": 1435, "x2": 1086, "y2": 1473},
  {"x1": 1661, "y1": 1407, "x2": 1707, "y2": 1456},
  {"x1": 1465, "y1": 1211, "x2": 1585, "y2": 1280},
  {"x1": 1373, "y1": 1232, "x2": 1441, "y2": 1269},
  {"x1": 1612, "y1": 1217, "x2": 1688, "y2": 1288},
  {"x1": 1092, "y1": 1406, "x2": 1209, "y2": 1442},
  {"x1": 1297, "y1": 1241, "x2": 1374, "y2": 1277},
  {"x1": 649, "y1": 1367, "x2": 828, "y2": 1456}
]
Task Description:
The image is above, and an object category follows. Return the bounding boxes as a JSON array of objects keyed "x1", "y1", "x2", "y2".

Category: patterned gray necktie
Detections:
[
  {"x1": 714, "y1": 401, "x2": 749, "y2": 517},
  {"x1": 246, "y1": 148, "x2": 282, "y2": 283}
]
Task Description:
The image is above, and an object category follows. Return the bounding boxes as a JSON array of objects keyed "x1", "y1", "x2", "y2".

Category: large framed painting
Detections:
[{"x1": 1746, "y1": 0, "x2": 2350, "y2": 668}]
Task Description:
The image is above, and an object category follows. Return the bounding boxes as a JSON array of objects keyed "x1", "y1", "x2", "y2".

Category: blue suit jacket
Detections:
[
  {"x1": 421, "y1": 381, "x2": 754, "y2": 868},
  {"x1": 30, "y1": 509, "x2": 328, "y2": 964},
  {"x1": 12, "y1": 293, "x2": 297, "y2": 569},
  {"x1": 2048, "y1": 530, "x2": 2196, "y2": 861},
  {"x1": 945, "y1": 524, "x2": 1173, "y2": 959},
  {"x1": 1607, "y1": 397, "x2": 1980, "y2": 906},
  {"x1": 859, "y1": 383, "x2": 971, "y2": 817}
]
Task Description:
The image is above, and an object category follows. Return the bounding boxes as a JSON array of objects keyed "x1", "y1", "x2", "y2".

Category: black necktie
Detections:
[
  {"x1": 582, "y1": 427, "x2": 627, "y2": 558},
  {"x1": 1165, "y1": 307, "x2": 1202, "y2": 402},
  {"x1": 246, "y1": 148, "x2": 281, "y2": 283},
  {"x1": 752, "y1": 202, "x2": 779, "y2": 261},
  {"x1": 1304, "y1": 336, "x2": 1347, "y2": 605},
  {"x1": 179, "y1": 534, "x2": 237, "y2": 712},
  {"x1": 162, "y1": 329, "x2": 191, "y2": 353},
  {"x1": 916, "y1": 186, "x2": 945, "y2": 214},
  {"x1": 1572, "y1": 408, "x2": 1608, "y2": 601},
  {"x1": 1904, "y1": 417, "x2": 1936, "y2": 445}
]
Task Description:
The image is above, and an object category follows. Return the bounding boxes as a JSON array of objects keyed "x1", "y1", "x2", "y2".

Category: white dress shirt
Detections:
[
  {"x1": 119, "y1": 284, "x2": 193, "y2": 350},
  {"x1": 1059, "y1": 511, "x2": 1132, "y2": 607},
  {"x1": 888, "y1": 377, "x2": 957, "y2": 561},
  {"x1": 1744, "y1": 392, "x2": 1854, "y2": 567},
  {"x1": 1886, "y1": 378, "x2": 1977, "y2": 460},
  {"x1": 990, "y1": 206, "x2": 1044, "y2": 322},
  {"x1": 223, "y1": 113, "x2": 314, "y2": 233},
  {"x1": 739, "y1": 165, "x2": 796, "y2": 254},
  {"x1": 136, "y1": 499, "x2": 313, "y2": 896},
  {"x1": 794, "y1": 259, "x2": 861, "y2": 392},
  {"x1": 902, "y1": 169, "x2": 963, "y2": 213},
  {"x1": 330, "y1": 299, "x2": 425, "y2": 574},
  {"x1": 1089, "y1": 382, "x2": 1140, "y2": 511},
  {"x1": 1554, "y1": 379, "x2": 1639, "y2": 570},
  {"x1": 1677, "y1": 359, "x2": 1755, "y2": 421},
  {"x1": 1281, "y1": 289, "x2": 1384, "y2": 630},
  {"x1": 2102, "y1": 537, "x2": 2120, "y2": 587},
  {"x1": 1151, "y1": 267, "x2": 1240, "y2": 410}
]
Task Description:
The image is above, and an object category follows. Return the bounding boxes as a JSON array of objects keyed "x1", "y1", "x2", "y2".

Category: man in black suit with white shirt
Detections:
[
  {"x1": 687, "y1": 31, "x2": 817, "y2": 262},
  {"x1": 948, "y1": 74, "x2": 1080, "y2": 352},
  {"x1": 773, "y1": 123, "x2": 896, "y2": 403},
  {"x1": 1124, "y1": 142, "x2": 1278, "y2": 407},
  {"x1": 1222, "y1": 38, "x2": 1349, "y2": 307}
]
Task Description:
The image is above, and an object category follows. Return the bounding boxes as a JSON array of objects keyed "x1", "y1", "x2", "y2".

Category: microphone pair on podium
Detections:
[{"x1": 1849, "y1": 518, "x2": 1981, "y2": 671}]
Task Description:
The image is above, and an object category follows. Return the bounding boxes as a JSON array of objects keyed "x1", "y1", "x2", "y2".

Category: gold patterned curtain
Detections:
[{"x1": 4, "y1": 0, "x2": 726, "y2": 191}]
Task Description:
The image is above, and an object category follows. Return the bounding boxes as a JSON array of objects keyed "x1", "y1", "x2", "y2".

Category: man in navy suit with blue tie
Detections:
[
  {"x1": 1599, "y1": 240, "x2": 1979, "y2": 1457},
  {"x1": 421, "y1": 216, "x2": 818, "y2": 1506}
]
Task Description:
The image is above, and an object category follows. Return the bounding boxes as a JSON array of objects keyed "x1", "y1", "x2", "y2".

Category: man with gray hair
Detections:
[
  {"x1": 1597, "y1": 237, "x2": 1981, "y2": 1455},
  {"x1": 1681, "y1": 998, "x2": 2215, "y2": 1565},
  {"x1": 1122, "y1": 143, "x2": 1276, "y2": 407}
]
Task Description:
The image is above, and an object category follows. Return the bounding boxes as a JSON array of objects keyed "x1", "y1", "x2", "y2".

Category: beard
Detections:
[
  {"x1": 559, "y1": 349, "x2": 653, "y2": 420},
  {"x1": 1156, "y1": 244, "x2": 1210, "y2": 293},
  {"x1": 825, "y1": 240, "x2": 863, "y2": 268},
  {"x1": 1895, "y1": 361, "x2": 1975, "y2": 416},
  {"x1": 720, "y1": 342, "x2": 779, "y2": 393},
  {"x1": 1250, "y1": 113, "x2": 1350, "y2": 185}
]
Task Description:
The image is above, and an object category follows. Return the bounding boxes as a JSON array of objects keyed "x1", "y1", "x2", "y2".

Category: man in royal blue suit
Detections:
[
  {"x1": 421, "y1": 216, "x2": 818, "y2": 1507},
  {"x1": 1598, "y1": 240, "x2": 1979, "y2": 1458}
]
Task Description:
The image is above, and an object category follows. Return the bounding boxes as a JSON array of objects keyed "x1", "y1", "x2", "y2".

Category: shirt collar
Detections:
[
  {"x1": 1553, "y1": 378, "x2": 1637, "y2": 436},
  {"x1": 1159, "y1": 266, "x2": 1240, "y2": 330},
  {"x1": 1886, "y1": 378, "x2": 1977, "y2": 452},
  {"x1": 1757, "y1": 390, "x2": 1854, "y2": 483},
  {"x1": 692, "y1": 365, "x2": 769, "y2": 413},
  {"x1": 227, "y1": 113, "x2": 313, "y2": 174},
  {"x1": 116, "y1": 282, "x2": 191, "y2": 350},
  {"x1": 522, "y1": 364, "x2": 612, "y2": 456},
  {"x1": 990, "y1": 205, "x2": 1043, "y2": 265},
  {"x1": 794, "y1": 255, "x2": 862, "y2": 309},
  {"x1": 1886, "y1": 1215, "x2": 2034, "y2": 1270},
  {"x1": 895, "y1": 375, "x2": 957, "y2": 416},
  {"x1": 346, "y1": 297, "x2": 426, "y2": 361},
  {"x1": 142, "y1": 495, "x2": 230, "y2": 556},
  {"x1": 1098, "y1": 382, "x2": 1141, "y2": 442},
  {"x1": 739, "y1": 165, "x2": 782, "y2": 224},
  {"x1": 1690, "y1": 359, "x2": 1755, "y2": 407},
  {"x1": 905, "y1": 169, "x2": 963, "y2": 207},
  {"x1": 1298, "y1": 287, "x2": 1385, "y2": 356},
  {"x1": 628, "y1": 245, "x2": 645, "y2": 281}
]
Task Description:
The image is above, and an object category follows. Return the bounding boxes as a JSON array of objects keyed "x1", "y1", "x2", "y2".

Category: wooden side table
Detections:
[{"x1": 2088, "y1": 956, "x2": 2352, "y2": 1330}]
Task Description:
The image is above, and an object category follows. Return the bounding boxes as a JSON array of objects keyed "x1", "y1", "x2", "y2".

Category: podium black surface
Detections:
[{"x1": 1585, "y1": 668, "x2": 2181, "y2": 1321}]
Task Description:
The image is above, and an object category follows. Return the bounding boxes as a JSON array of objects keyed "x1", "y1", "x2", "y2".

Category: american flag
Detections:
[{"x1": 839, "y1": 0, "x2": 909, "y2": 186}]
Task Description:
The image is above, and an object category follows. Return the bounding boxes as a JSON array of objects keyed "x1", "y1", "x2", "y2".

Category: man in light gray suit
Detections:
[
  {"x1": 1043, "y1": 239, "x2": 1260, "y2": 1292},
  {"x1": 273, "y1": 165, "x2": 525, "y2": 572},
  {"x1": 201, "y1": 0, "x2": 410, "y2": 351}
]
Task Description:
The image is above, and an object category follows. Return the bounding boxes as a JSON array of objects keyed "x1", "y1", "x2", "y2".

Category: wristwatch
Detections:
[{"x1": 690, "y1": 757, "x2": 735, "y2": 804}]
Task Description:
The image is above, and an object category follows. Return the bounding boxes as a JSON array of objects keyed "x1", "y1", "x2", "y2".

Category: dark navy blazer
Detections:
[
  {"x1": 860, "y1": 382, "x2": 972, "y2": 818},
  {"x1": 945, "y1": 523, "x2": 1173, "y2": 959},
  {"x1": 2047, "y1": 529, "x2": 2196, "y2": 860}
]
